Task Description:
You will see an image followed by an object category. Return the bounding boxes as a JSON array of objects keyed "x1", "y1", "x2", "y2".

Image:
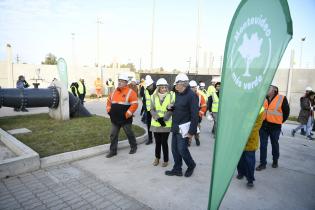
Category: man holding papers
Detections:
[{"x1": 165, "y1": 73, "x2": 199, "y2": 177}]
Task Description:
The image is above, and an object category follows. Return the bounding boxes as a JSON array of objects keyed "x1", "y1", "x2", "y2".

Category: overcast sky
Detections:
[{"x1": 0, "y1": 0, "x2": 314, "y2": 71}]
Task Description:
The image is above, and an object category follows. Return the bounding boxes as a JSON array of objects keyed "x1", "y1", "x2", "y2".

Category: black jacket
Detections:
[{"x1": 171, "y1": 86, "x2": 199, "y2": 135}]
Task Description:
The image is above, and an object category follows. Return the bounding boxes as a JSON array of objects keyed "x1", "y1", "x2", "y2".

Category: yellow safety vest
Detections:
[
  {"x1": 151, "y1": 93, "x2": 172, "y2": 128},
  {"x1": 107, "y1": 81, "x2": 114, "y2": 87},
  {"x1": 198, "y1": 89, "x2": 208, "y2": 102},
  {"x1": 145, "y1": 89, "x2": 152, "y2": 111},
  {"x1": 77, "y1": 81, "x2": 84, "y2": 94},
  {"x1": 207, "y1": 85, "x2": 216, "y2": 97},
  {"x1": 212, "y1": 92, "x2": 219, "y2": 112}
]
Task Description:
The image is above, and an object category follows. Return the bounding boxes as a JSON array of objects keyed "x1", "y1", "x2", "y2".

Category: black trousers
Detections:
[
  {"x1": 79, "y1": 94, "x2": 85, "y2": 104},
  {"x1": 146, "y1": 111, "x2": 153, "y2": 141},
  {"x1": 154, "y1": 132, "x2": 170, "y2": 162}
]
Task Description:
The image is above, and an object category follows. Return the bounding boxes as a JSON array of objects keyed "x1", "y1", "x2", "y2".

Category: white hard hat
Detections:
[
  {"x1": 199, "y1": 82, "x2": 205, "y2": 87},
  {"x1": 212, "y1": 77, "x2": 221, "y2": 83},
  {"x1": 189, "y1": 80, "x2": 198, "y2": 87},
  {"x1": 156, "y1": 78, "x2": 168, "y2": 86},
  {"x1": 306, "y1": 86, "x2": 313, "y2": 91},
  {"x1": 145, "y1": 75, "x2": 152, "y2": 80},
  {"x1": 118, "y1": 73, "x2": 129, "y2": 81},
  {"x1": 175, "y1": 73, "x2": 189, "y2": 83},
  {"x1": 131, "y1": 78, "x2": 137, "y2": 82},
  {"x1": 145, "y1": 77, "x2": 154, "y2": 87}
]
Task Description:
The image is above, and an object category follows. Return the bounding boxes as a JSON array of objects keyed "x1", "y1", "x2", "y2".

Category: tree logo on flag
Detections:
[
  {"x1": 238, "y1": 33, "x2": 263, "y2": 77},
  {"x1": 229, "y1": 15, "x2": 272, "y2": 90}
]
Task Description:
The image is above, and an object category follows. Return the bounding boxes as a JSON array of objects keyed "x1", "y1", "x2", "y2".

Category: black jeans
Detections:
[
  {"x1": 146, "y1": 111, "x2": 153, "y2": 141},
  {"x1": 154, "y1": 132, "x2": 170, "y2": 162},
  {"x1": 109, "y1": 123, "x2": 137, "y2": 153}
]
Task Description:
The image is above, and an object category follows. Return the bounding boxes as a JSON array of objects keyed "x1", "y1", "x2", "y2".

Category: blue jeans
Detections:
[
  {"x1": 237, "y1": 151, "x2": 256, "y2": 182},
  {"x1": 306, "y1": 116, "x2": 314, "y2": 136},
  {"x1": 171, "y1": 133, "x2": 196, "y2": 171},
  {"x1": 259, "y1": 126, "x2": 281, "y2": 165}
]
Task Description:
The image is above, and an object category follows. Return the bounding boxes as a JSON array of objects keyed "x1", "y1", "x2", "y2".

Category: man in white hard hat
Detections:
[
  {"x1": 144, "y1": 76, "x2": 156, "y2": 145},
  {"x1": 106, "y1": 73, "x2": 139, "y2": 158},
  {"x1": 165, "y1": 73, "x2": 199, "y2": 177}
]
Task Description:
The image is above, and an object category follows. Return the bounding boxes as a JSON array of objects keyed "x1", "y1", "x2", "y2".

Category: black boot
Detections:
[
  {"x1": 129, "y1": 147, "x2": 137, "y2": 154},
  {"x1": 272, "y1": 160, "x2": 278, "y2": 168},
  {"x1": 106, "y1": 151, "x2": 117, "y2": 158},
  {"x1": 145, "y1": 139, "x2": 153, "y2": 145}
]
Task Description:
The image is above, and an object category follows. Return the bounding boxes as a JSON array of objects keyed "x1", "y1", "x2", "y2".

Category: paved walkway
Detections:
[
  {"x1": 0, "y1": 164, "x2": 150, "y2": 210},
  {"x1": 1, "y1": 98, "x2": 315, "y2": 210}
]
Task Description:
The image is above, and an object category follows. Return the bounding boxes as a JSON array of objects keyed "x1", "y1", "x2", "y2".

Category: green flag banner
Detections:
[
  {"x1": 208, "y1": 0, "x2": 292, "y2": 209},
  {"x1": 57, "y1": 58, "x2": 68, "y2": 87}
]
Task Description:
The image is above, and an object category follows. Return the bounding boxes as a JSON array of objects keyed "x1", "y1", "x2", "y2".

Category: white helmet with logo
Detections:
[
  {"x1": 175, "y1": 73, "x2": 189, "y2": 83},
  {"x1": 118, "y1": 73, "x2": 129, "y2": 81},
  {"x1": 199, "y1": 82, "x2": 205, "y2": 87},
  {"x1": 189, "y1": 80, "x2": 198, "y2": 87},
  {"x1": 156, "y1": 78, "x2": 168, "y2": 86}
]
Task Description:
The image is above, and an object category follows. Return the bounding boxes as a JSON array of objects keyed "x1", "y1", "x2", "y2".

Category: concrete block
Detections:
[
  {"x1": 49, "y1": 80, "x2": 70, "y2": 121},
  {"x1": 0, "y1": 129, "x2": 40, "y2": 179},
  {"x1": 7, "y1": 128, "x2": 32, "y2": 135}
]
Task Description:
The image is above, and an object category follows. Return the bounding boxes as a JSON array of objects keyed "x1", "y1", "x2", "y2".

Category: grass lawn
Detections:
[{"x1": 0, "y1": 114, "x2": 145, "y2": 158}]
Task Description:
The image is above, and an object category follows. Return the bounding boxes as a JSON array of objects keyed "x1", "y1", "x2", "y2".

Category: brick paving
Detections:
[{"x1": 0, "y1": 164, "x2": 151, "y2": 210}]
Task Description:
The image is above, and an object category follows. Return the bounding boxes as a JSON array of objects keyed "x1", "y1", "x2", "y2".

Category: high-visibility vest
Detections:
[
  {"x1": 169, "y1": 91, "x2": 176, "y2": 103},
  {"x1": 198, "y1": 89, "x2": 208, "y2": 102},
  {"x1": 211, "y1": 91, "x2": 219, "y2": 113},
  {"x1": 145, "y1": 89, "x2": 152, "y2": 111},
  {"x1": 207, "y1": 85, "x2": 216, "y2": 97},
  {"x1": 95, "y1": 80, "x2": 102, "y2": 89},
  {"x1": 197, "y1": 92, "x2": 207, "y2": 117},
  {"x1": 69, "y1": 86, "x2": 79, "y2": 96},
  {"x1": 263, "y1": 94, "x2": 284, "y2": 124},
  {"x1": 77, "y1": 81, "x2": 85, "y2": 94},
  {"x1": 107, "y1": 80, "x2": 114, "y2": 88},
  {"x1": 151, "y1": 93, "x2": 172, "y2": 128}
]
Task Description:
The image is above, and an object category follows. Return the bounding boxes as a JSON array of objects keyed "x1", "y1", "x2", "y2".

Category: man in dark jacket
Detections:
[
  {"x1": 256, "y1": 85, "x2": 290, "y2": 171},
  {"x1": 165, "y1": 73, "x2": 199, "y2": 177},
  {"x1": 291, "y1": 91, "x2": 315, "y2": 140},
  {"x1": 14, "y1": 75, "x2": 30, "y2": 112}
]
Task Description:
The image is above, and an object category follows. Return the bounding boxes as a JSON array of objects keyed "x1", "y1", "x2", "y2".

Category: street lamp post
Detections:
[
  {"x1": 71, "y1": 33, "x2": 75, "y2": 80},
  {"x1": 150, "y1": 0, "x2": 156, "y2": 72}
]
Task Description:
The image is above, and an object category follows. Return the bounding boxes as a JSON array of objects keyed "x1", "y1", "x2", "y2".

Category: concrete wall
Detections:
[
  {"x1": 273, "y1": 68, "x2": 315, "y2": 116},
  {"x1": 0, "y1": 62, "x2": 134, "y2": 95}
]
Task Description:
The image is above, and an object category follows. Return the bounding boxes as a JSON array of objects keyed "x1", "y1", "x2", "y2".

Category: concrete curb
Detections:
[
  {"x1": 0, "y1": 128, "x2": 40, "y2": 178},
  {"x1": 40, "y1": 128, "x2": 148, "y2": 168},
  {"x1": 285, "y1": 120, "x2": 300, "y2": 125}
]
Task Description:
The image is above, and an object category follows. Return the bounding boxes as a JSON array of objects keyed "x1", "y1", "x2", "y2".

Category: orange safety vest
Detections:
[
  {"x1": 196, "y1": 92, "x2": 207, "y2": 117},
  {"x1": 263, "y1": 94, "x2": 284, "y2": 124},
  {"x1": 106, "y1": 86, "x2": 138, "y2": 120}
]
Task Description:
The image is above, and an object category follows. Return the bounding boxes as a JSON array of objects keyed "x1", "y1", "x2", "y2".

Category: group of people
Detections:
[
  {"x1": 291, "y1": 87, "x2": 315, "y2": 140},
  {"x1": 105, "y1": 72, "x2": 221, "y2": 178},
  {"x1": 106, "y1": 72, "x2": 312, "y2": 189}
]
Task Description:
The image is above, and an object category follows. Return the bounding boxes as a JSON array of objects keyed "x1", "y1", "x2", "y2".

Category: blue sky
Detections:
[{"x1": 0, "y1": 0, "x2": 314, "y2": 70}]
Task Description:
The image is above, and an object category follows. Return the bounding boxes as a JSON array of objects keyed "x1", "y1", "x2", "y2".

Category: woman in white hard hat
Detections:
[{"x1": 150, "y1": 78, "x2": 173, "y2": 167}]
